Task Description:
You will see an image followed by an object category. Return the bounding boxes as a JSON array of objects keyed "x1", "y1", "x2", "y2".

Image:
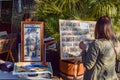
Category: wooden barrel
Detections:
[{"x1": 60, "y1": 60, "x2": 84, "y2": 80}]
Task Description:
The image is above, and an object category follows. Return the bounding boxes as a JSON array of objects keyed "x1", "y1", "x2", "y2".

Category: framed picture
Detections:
[
  {"x1": 59, "y1": 20, "x2": 96, "y2": 60},
  {"x1": 21, "y1": 22, "x2": 44, "y2": 62}
]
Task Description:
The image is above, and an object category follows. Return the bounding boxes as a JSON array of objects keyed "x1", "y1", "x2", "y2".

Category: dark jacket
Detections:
[{"x1": 82, "y1": 39, "x2": 119, "y2": 80}]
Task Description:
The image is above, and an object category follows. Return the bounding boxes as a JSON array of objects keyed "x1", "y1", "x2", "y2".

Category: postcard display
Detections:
[
  {"x1": 12, "y1": 22, "x2": 53, "y2": 79},
  {"x1": 59, "y1": 20, "x2": 96, "y2": 60}
]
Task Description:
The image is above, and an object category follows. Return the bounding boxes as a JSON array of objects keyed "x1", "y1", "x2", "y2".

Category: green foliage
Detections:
[
  {"x1": 35, "y1": 0, "x2": 120, "y2": 42},
  {"x1": 35, "y1": 0, "x2": 85, "y2": 41},
  {"x1": 113, "y1": 18, "x2": 120, "y2": 41}
]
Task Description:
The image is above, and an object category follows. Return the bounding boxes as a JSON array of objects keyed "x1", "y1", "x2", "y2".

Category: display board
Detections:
[
  {"x1": 21, "y1": 22, "x2": 44, "y2": 62},
  {"x1": 59, "y1": 20, "x2": 96, "y2": 60}
]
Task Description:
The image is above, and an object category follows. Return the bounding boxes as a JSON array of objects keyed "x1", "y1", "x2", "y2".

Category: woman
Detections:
[
  {"x1": 22, "y1": 12, "x2": 33, "y2": 21},
  {"x1": 79, "y1": 16, "x2": 120, "y2": 80}
]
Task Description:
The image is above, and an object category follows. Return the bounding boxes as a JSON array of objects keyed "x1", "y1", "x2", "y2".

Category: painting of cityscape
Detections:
[
  {"x1": 59, "y1": 20, "x2": 96, "y2": 60},
  {"x1": 21, "y1": 22, "x2": 44, "y2": 62}
]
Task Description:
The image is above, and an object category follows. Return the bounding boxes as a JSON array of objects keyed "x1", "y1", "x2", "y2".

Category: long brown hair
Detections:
[
  {"x1": 95, "y1": 16, "x2": 116, "y2": 41},
  {"x1": 22, "y1": 13, "x2": 33, "y2": 21}
]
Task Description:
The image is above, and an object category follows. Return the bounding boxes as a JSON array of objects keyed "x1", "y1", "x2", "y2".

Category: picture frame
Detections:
[
  {"x1": 59, "y1": 20, "x2": 96, "y2": 60},
  {"x1": 21, "y1": 21, "x2": 44, "y2": 62}
]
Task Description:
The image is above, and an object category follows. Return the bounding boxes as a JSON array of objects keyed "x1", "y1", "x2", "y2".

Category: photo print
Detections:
[
  {"x1": 21, "y1": 22, "x2": 44, "y2": 62},
  {"x1": 24, "y1": 24, "x2": 40, "y2": 60},
  {"x1": 62, "y1": 42, "x2": 72, "y2": 47}
]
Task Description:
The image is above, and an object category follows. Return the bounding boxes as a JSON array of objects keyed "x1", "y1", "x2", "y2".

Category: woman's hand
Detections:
[{"x1": 79, "y1": 41, "x2": 86, "y2": 50}]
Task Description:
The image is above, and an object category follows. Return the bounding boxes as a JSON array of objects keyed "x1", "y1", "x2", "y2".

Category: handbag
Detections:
[
  {"x1": 115, "y1": 60, "x2": 120, "y2": 73},
  {"x1": 111, "y1": 42, "x2": 120, "y2": 73}
]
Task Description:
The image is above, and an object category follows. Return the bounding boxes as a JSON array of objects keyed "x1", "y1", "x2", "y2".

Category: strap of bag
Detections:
[
  {"x1": 113, "y1": 45, "x2": 118, "y2": 61},
  {"x1": 110, "y1": 41, "x2": 120, "y2": 72},
  {"x1": 110, "y1": 41, "x2": 118, "y2": 60}
]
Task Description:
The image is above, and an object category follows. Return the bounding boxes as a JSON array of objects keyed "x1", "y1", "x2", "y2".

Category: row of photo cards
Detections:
[{"x1": 59, "y1": 20, "x2": 96, "y2": 60}]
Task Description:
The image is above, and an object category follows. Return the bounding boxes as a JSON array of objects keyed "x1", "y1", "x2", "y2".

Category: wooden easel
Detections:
[{"x1": 0, "y1": 38, "x2": 16, "y2": 62}]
